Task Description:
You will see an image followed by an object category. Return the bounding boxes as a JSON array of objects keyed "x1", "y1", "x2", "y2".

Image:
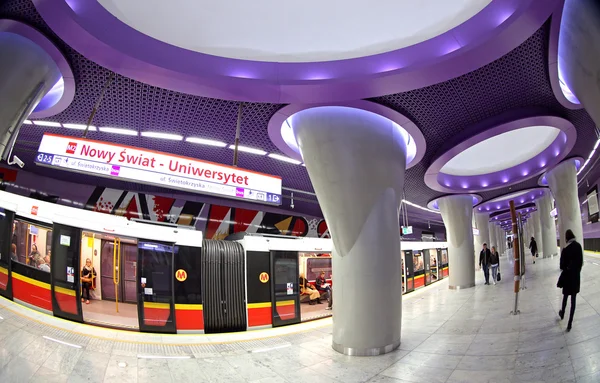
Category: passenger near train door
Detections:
[{"x1": 270, "y1": 250, "x2": 301, "y2": 327}]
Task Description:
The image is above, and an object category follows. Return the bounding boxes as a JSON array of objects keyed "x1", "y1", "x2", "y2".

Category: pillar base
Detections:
[
  {"x1": 332, "y1": 339, "x2": 401, "y2": 356},
  {"x1": 449, "y1": 282, "x2": 476, "y2": 290}
]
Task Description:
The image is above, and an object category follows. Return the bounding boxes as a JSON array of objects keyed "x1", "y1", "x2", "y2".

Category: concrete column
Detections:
[
  {"x1": 438, "y1": 195, "x2": 475, "y2": 290},
  {"x1": 0, "y1": 33, "x2": 61, "y2": 158},
  {"x1": 488, "y1": 221, "x2": 497, "y2": 252},
  {"x1": 536, "y1": 190, "x2": 558, "y2": 258},
  {"x1": 546, "y1": 160, "x2": 583, "y2": 249},
  {"x1": 292, "y1": 106, "x2": 406, "y2": 356},
  {"x1": 532, "y1": 210, "x2": 542, "y2": 257},
  {"x1": 496, "y1": 226, "x2": 504, "y2": 255},
  {"x1": 474, "y1": 212, "x2": 490, "y2": 269}
]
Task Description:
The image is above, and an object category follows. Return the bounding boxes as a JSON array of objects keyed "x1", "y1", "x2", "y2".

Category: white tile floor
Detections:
[{"x1": 1, "y1": 251, "x2": 599, "y2": 382}]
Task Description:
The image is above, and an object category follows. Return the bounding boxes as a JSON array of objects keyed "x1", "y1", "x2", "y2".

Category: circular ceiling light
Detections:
[
  {"x1": 425, "y1": 113, "x2": 577, "y2": 193},
  {"x1": 268, "y1": 101, "x2": 426, "y2": 169}
]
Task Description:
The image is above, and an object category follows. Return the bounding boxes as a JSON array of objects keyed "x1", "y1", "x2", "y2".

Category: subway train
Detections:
[{"x1": 0, "y1": 191, "x2": 448, "y2": 334}]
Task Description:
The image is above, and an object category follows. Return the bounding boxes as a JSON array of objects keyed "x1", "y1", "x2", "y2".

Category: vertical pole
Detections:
[
  {"x1": 232, "y1": 103, "x2": 243, "y2": 167},
  {"x1": 510, "y1": 200, "x2": 520, "y2": 315}
]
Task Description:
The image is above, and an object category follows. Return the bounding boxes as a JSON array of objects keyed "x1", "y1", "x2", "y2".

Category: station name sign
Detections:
[{"x1": 35, "y1": 134, "x2": 282, "y2": 205}]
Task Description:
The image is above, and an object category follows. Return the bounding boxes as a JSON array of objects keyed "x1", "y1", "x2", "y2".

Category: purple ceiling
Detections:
[{"x1": 0, "y1": 1, "x2": 598, "y2": 221}]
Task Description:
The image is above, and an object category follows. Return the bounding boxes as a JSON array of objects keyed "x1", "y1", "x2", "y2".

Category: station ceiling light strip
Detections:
[{"x1": 578, "y1": 138, "x2": 600, "y2": 176}]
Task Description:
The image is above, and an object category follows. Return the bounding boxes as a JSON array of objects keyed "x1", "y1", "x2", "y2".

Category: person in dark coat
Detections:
[
  {"x1": 479, "y1": 243, "x2": 492, "y2": 285},
  {"x1": 529, "y1": 237, "x2": 538, "y2": 264},
  {"x1": 558, "y1": 229, "x2": 583, "y2": 331}
]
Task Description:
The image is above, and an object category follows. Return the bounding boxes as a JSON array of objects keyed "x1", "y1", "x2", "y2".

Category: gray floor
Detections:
[{"x1": 1, "y1": 252, "x2": 600, "y2": 382}]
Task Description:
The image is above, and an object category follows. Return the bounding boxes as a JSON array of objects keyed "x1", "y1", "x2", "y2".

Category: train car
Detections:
[
  {"x1": 229, "y1": 233, "x2": 333, "y2": 329},
  {"x1": 0, "y1": 190, "x2": 450, "y2": 334}
]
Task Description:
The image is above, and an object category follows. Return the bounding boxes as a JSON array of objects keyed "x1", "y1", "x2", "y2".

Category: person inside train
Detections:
[
  {"x1": 81, "y1": 258, "x2": 96, "y2": 304},
  {"x1": 10, "y1": 243, "x2": 17, "y2": 262},
  {"x1": 315, "y1": 271, "x2": 332, "y2": 310},
  {"x1": 299, "y1": 273, "x2": 321, "y2": 305},
  {"x1": 38, "y1": 255, "x2": 51, "y2": 272},
  {"x1": 29, "y1": 244, "x2": 44, "y2": 268}
]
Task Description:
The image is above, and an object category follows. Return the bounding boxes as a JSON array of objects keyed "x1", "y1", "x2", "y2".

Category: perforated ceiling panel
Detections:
[{"x1": 1, "y1": 1, "x2": 598, "y2": 218}]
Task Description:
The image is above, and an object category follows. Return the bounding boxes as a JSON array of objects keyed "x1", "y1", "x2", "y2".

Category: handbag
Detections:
[
  {"x1": 497, "y1": 272, "x2": 501, "y2": 281},
  {"x1": 557, "y1": 271, "x2": 565, "y2": 288}
]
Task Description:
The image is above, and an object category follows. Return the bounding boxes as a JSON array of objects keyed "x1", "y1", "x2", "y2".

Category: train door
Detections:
[
  {"x1": 0, "y1": 208, "x2": 15, "y2": 299},
  {"x1": 137, "y1": 240, "x2": 176, "y2": 333},
  {"x1": 270, "y1": 250, "x2": 301, "y2": 327},
  {"x1": 436, "y1": 249, "x2": 443, "y2": 280},
  {"x1": 50, "y1": 224, "x2": 83, "y2": 322},
  {"x1": 424, "y1": 250, "x2": 431, "y2": 285},
  {"x1": 80, "y1": 231, "x2": 139, "y2": 330},
  {"x1": 401, "y1": 251, "x2": 406, "y2": 294},
  {"x1": 403, "y1": 250, "x2": 414, "y2": 293},
  {"x1": 429, "y1": 249, "x2": 439, "y2": 283}
]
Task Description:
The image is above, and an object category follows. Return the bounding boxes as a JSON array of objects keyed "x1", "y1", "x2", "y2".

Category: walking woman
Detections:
[
  {"x1": 558, "y1": 229, "x2": 583, "y2": 331},
  {"x1": 490, "y1": 246, "x2": 500, "y2": 285},
  {"x1": 529, "y1": 237, "x2": 538, "y2": 264},
  {"x1": 81, "y1": 258, "x2": 96, "y2": 304}
]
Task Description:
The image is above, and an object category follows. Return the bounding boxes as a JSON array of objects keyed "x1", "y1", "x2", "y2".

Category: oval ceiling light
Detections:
[
  {"x1": 63, "y1": 123, "x2": 97, "y2": 131},
  {"x1": 227, "y1": 145, "x2": 267, "y2": 155},
  {"x1": 32, "y1": 120, "x2": 62, "y2": 127},
  {"x1": 425, "y1": 113, "x2": 577, "y2": 193},
  {"x1": 141, "y1": 132, "x2": 183, "y2": 140},
  {"x1": 99, "y1": 127, "x2": 138, "y2": 136},
  {"x1": 268, "y1": 153, "x2": 302, "y2": 165},
  {"x1": 185, "y1": 137, "x2": 227, "y2": 147}
]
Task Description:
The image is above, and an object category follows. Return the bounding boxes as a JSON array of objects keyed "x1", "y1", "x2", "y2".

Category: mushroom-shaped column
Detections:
[
  {"x1": 535, "y1": 190, "x2": 558, "y2": 258},
  {"x1": 558, "y1": 0, "x2": 600, "y2": 127},
  {"x1": 436, "y1": 195, "x2": 477, "y2": 289},
  {"x1": 0, "y1": 31, "x2": 61, "y2": 157},
  {"x1": 292, "y1": 106, "x2": 409, "y2": 356},
  {"x1": 545, "y1": 160, "x2": 583, "y2": 249}
]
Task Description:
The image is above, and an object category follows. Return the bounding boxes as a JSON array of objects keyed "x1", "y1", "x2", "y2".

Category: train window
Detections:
[
  {"x1": 174, "y1": 246, "x2": 201, "y2": 304},
  {"x1": 12, "y1": 218, "x2": 53, "y2": 273},
  {"x1": 413, "y1": 252, "x2": 424, "y2": 271},
  {"x1": 305, "y1": 256, "x2": 332, "y2": 281}
]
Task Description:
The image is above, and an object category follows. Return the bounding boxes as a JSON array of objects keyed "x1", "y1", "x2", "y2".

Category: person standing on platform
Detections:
[
  {"x1": 479, "y1": 243, "x2": 492, "y2": 285},
  {"x1": 558, "y1": 229, "x2": 583, "y2": 332},
  {"x1": 529, "y1": 237, "x2": 538, "y2": 264},
  {"x1": 490, "y1": 246, "x2": 500, "y2": 285}
]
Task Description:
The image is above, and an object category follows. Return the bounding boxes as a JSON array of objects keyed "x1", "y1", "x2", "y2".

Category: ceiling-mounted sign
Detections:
[
  {"x1": 401, "y1": 226, "x2": 413, "y2": 235},
  {"x1": 35, "y1": 134, "x2": 282, "y2": 205}
]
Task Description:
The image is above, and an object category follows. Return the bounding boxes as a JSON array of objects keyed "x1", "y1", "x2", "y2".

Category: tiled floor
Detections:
[{"x1": 1, "y1": 251, "x2": 600, "y2": 382}]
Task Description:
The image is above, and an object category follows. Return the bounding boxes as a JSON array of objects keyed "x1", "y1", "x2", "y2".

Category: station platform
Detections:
[{"x1": 1, "y1": 253, "x2": 600, "y2": 383}]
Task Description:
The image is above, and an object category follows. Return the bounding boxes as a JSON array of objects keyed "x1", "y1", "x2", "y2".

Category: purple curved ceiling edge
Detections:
[
  {"x1": 0, "y1": 19, "x2": 75, "y2": 118},
  {"x1": 32, "y1": 0, "x2": 556, "y2": 103},
  {"x1": 426, "y1": 194, "x2": 483, "y2": 211},
  {"x1": 537, "y1": 156, "x2": 584, "y2": 186},
  {"x1": 267, "y1": 100, "x2": 426, "y2": 169},
  {"x1": 547, "y1": 0, "x2": 582, "y2": 109},
  {"x1": 424, "y1": 113, "x2": 577, "y2": 193},
  {"x1": 476, "y1": 187, "x2": 548, "y2": 212}
]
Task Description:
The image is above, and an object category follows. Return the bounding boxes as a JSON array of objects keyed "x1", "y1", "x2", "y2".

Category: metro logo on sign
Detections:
[
  {"x1": 35, "y1": 134, "x2": 283, "y2": 205},
  {"x1": 31, "y1": 206, "x2": 38, "y2": 215},
  {"x1": 66, "y1": 142, "x2": 78, "y2": 154}
]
